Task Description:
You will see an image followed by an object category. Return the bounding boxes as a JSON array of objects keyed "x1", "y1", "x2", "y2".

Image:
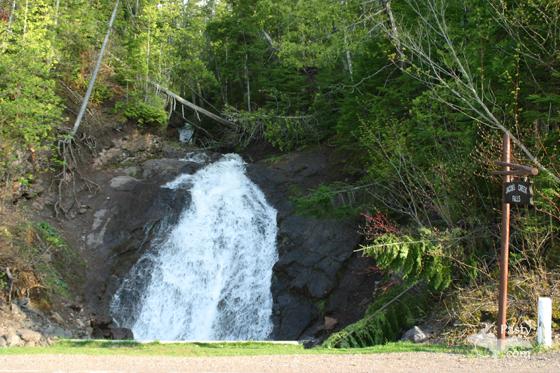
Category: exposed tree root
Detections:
[{"x1": 54, "y1": 134, "x2": 100, "y2": 219}]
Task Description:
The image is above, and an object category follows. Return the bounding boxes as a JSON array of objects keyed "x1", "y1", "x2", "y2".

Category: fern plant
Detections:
[
  {"x1": 362, "y1": 228, "x2": 464, "y2": 291},
  {"x1": 323, "y1": 283, "x2": 430, "y2": 348}
]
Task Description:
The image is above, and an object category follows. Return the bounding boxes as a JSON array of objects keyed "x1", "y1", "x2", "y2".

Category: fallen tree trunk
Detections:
[{"x1": 149, "y1": 81, "x2": 234, "y2": 127}]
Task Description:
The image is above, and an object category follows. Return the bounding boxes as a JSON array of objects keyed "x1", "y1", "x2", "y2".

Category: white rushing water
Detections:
[{"x1": 111, "y1": 154, "x2": 278, "y2": 341}]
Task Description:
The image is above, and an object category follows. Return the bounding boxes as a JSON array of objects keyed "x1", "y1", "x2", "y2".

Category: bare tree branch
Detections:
[{"x1": 376, "y1": 0, "x2": 559, "y2": 183}]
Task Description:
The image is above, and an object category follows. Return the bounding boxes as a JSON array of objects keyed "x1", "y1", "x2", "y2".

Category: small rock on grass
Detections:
[{"x1": 401, "y1": 326, "x2": 428, "y2": 343}]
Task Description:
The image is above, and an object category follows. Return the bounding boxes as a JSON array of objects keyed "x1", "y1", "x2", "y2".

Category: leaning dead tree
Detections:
[
  {"x1": 53, "y1": 0, "x2": 118, "y2": 217},
  {"x1": 149, "y1": 81, "x2": 235, "y2": 127},
  {"x1": 70, "y1": 0, "x2": 120, "y2": 137},
  {"x1": 375, "y1": 0, "x2": 559, "y2": 183}
]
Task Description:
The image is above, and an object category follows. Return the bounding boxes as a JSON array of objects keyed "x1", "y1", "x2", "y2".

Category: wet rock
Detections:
[
  {"x1": 86, "y1": 209, "x2": 110, "y2": 248},
  {"x1": 83, "y1": 173, "x2": 192, "y2": 316},
  {"x1": 91, "y1": 317, "x2": 133, "y2": 340},
  {"x1": 272, "y1": 293, "x2": 318, "y2": 340},
  {"x1": 123, "y1": 166, "x2": 141, "y2": 178},
  {"x1": 111, "y1": 327, "x2": 134, "y2": 340},
  {"x1": 141, "y1": 159, "x2": 190, "y2": 179},
  {"x1": 401, "y1": 326, "x2": 428, "y2": 343},
  {"x1": 90, "y1": 316, "x2": 112, "y2": 339},
  {"x1": 76, "y1": 148, "x2": 369, "y2": 342},
  {"x1": 110, "y1": 176, "x2": 141, "y2": 191},
  {"x1": 302, "y1": 337, "x2": 321, "y2": 349},
  {"x1": 325, "y1": 255, "x2": 379, "y2": 328},
  {"x1": 247, "y1": 150, "x2": 362, "y2": 340},
  {"x1": 324, "y1": 316, "x2": 338, "y2": 331},
  {"x1": 273, "y1": 216, "x2": 357, "y2": 299}
]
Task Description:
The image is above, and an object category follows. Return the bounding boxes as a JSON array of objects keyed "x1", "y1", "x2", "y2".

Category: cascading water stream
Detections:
[{"x1": 110, "y1": 154, "x2": 278, "y2": 341}]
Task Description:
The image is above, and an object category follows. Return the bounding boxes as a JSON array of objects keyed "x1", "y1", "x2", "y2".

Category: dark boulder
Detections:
[
  {"x1": 247, "y1": 148, "x2": 371, "y2": 341},
  {"x1": 91, "y1": 317, "x2": 134, "y2": 340},
  {"x1": 271, "y1": 293, "x2": 318, "y2": 340},
  {"x1": 110, "y1": 327, "x2": 134, "y2": 340}
]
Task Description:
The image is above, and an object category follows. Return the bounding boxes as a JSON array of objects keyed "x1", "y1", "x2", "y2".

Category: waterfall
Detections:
[{"x1": 111, "y1": 154, "x2": 278, "y2": 341}]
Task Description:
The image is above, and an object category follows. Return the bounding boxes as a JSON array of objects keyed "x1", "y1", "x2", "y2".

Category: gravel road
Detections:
[{"x1": 1, "y1": 352, "x2": 559, "y2": 373}]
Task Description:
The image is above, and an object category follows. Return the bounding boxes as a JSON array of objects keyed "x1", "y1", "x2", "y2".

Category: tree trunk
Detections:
[
  {"x1": 22, "y1": 0, "x2": 28, "y2": 34},
  {"x1": 342, "y1": 0, "x2": 353, "y2": 80},
  {"x1": 54, "y1": 0, "x2": 60, "y2": 26},
  {"x1": 71, "y1": 0, "x2": 120, "y2": 137},
  {"x1": 145, "y1": 25, "x2": 151, "y2": 99},
  {"x1": 244, "y1": 53, "x2": 251, "y2": 112},
  {"x1": 380, "y1": 0, "x2": 405, "y2": 64},
  {"x1": 344, "y1": 32, "x2": 354, "y2": 81},
  {"x1": 149, "y1": 81, "x2": 234, "y2": 126},
  {"x1": 7, "y1": 0, "x2": 16, "y2": 33}
]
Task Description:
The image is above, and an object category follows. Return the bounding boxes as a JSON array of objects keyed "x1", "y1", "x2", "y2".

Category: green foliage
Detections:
[
  {"x1": 293, "y1": 183, "x2": 360, "y2": 218},
  {"x1": 226, "y1": 107, "x2": 322, "y2": 150},
  {"x1": 90, "y1": 82, "x2": 114, "y2": 105},
  {"x1": 1, "y1": 221, "x2": 82, "y2": 299},
  {"x1": 117, "y1": 95, "x2": 168, "y2": 128},
  {"x1": 362, "y1": 229, "x2": 463, "y2": 291},
  {"x1": 263, "y1": 115, "x2": 321, "y2": 151},
  {"x1": 0, "y1": 0, "x2": 63, "y2": 182},
  {"x1": 0, "y1": 275, "x2": 6, "y2": 293},
  {"x1": 323, "y1": 284, "x2": 431, "y2": 348},
  {"x1": 34, "y1": 222, "x2": 83, "y2": 298},
  {"x1": 36, "y1": 222, "x2": 67, "y2": 250}
]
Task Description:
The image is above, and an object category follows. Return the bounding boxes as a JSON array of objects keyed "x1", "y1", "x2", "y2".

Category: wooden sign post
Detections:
[
  {"x1": 497, "y1": 133, "x2": 511, "y2": 349},
  {"x1": 492, "y1": 133, "x2": 538, "y2": 349}
]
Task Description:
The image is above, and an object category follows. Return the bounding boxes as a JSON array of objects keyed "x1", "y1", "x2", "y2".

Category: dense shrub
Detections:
[{"x1": 117, "y1": 95, "x2": 168, "y2": 128}]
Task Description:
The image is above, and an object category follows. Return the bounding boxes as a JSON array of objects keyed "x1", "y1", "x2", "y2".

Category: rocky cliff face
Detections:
[
  {"x1": 62, "y1": 140, "x2": 376, "y2": 341},
  {"x1": 80, "y1": 158, "x2": 200, "y2": 318},
  {"x1": 247, "y1": 149, "x2": 378, "y2": 340}
]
